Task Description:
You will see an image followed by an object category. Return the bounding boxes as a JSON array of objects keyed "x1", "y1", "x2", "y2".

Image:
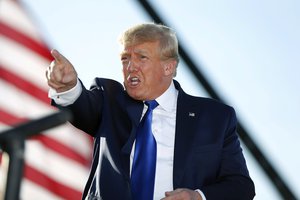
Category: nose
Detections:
[{"x1": 127, "y1": 61, "x2": 139, "y2": 72}]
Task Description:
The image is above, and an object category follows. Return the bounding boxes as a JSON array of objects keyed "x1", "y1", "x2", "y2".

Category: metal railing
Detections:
[{"x1": 0, "y1": 110, "x2": 72, "y2": 200}]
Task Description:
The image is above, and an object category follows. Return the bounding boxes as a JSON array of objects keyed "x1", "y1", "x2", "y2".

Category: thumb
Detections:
[{"x1": 51, "y1": 49, "x2": 68, "y2": 63}]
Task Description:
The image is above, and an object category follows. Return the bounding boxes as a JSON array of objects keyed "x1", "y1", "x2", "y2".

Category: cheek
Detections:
[
  {"x1": 149, "y1": 68, "x2": 164, "y2": 81},
  {"x1": 143, "y1": 74, "x2": 161, "y2": 91},
  {"x1": 122, "y1": 67, "x2": 128, "y2": 77},
  {"x1": 122, "y1": 66, "x2": 127, "y2": 73}
]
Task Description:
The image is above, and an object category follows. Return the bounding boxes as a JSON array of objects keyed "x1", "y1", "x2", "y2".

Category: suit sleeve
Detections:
[
  {"x1": 52, "y1": 79, "x2": 104, "y2": 136},
  {"x1": 201, "y1": 107, "x2": 255, "y2": 200}
]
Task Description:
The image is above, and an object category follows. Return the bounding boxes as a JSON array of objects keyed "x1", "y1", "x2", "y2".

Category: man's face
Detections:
[{"x1": 120, "y1": 41, "x2": 174, "y2": 100}]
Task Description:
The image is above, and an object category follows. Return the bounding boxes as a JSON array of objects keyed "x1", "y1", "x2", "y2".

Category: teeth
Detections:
[{"x1": 129, "y1": 76, "x2": 139, "y2": 85}]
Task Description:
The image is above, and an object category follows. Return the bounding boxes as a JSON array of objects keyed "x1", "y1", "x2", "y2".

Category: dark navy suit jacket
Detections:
[{"x1": 60, "y1": 78, "x2": 255, "y2": 200}]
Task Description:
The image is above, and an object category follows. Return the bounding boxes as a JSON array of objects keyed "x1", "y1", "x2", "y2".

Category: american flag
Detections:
[{"x1": 0, "y1": 0, "x2": 92, "y2": 199}]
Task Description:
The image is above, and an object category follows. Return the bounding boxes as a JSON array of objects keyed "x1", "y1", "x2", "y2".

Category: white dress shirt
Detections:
[
  {"x1": 49, "y1": 80, "x2": 206, "y2": 200},
  {"x1": 130, "y1": 81, "x2": 178, "y2": 199}
]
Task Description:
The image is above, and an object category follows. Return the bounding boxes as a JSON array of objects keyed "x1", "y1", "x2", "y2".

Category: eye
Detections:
[
  {"x1": 121, "y1": 57, "x2": 129, "y2": 67},
  {"x1": 121, "y1": 55, "x2": 129, "y2": 62},
  {"x1": 121, "y1": 56, "x2": 128, "y2": 61},
  {"x1": 140, "y1": 55, "x2": 148, "y2": 60}
]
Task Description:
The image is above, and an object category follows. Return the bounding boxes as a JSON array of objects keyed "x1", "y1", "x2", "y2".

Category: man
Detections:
[{"x1": 46, "y1": 23, "x2": 255, "y2": 200}]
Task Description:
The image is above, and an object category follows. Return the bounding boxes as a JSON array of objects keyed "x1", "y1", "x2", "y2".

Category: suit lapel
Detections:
[
  {"x1": 120, "y1": 96, "x2": 143, "y2": 179},
  {"x1": 173, "y1": 80, "x2": 198, "y2": 188},
  {"x1": 122, "y1": 100, "x2": 143, "y2": 154}
]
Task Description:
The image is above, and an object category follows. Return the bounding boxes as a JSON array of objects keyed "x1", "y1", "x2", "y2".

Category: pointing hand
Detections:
[{"x1": 46, "y1": 49, "x2": 78, "y2": 92}]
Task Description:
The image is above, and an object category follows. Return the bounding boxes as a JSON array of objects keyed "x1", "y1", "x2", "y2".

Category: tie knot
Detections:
[{"x1": 145, "y1": 100, "x2": 158, "y2": 110}]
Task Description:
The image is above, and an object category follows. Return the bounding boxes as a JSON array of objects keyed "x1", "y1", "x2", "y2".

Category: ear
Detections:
[{"x1": 163, "y1": 60, "x2": 177, "y2": 76}]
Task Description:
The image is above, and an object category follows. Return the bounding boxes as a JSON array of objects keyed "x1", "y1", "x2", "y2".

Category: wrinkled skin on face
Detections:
[{"x1": 120, "y1": 41, "x2": 176, "y2": 101}]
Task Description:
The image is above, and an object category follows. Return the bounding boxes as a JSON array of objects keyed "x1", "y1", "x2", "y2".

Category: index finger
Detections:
[{"x1": 51, "y1": 49, "x2": 67, "y2": 63}]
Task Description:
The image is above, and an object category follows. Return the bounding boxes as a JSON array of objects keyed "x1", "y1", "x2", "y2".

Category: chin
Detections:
[{"x1": 126, "y1": 90, "x2": 140, "y2": 100}]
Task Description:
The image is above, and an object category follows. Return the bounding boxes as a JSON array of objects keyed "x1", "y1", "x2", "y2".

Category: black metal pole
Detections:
[
  {"x1": 2, "y1": 139, "x2": 25, "y2": 200},
  {"x1": 136, "y1": 1, "x2": 297, "y2": 199},
  {"x1": 0, "y1": 109, "x2": 72, "y2": 200},
  {"x1": 0, "y1": 109, "x2": 72, "y2": 142}
]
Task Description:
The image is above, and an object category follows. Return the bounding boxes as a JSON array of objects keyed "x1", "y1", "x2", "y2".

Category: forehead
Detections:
[{"x1": 120, "y1": 41, "x2": 160, "y2": 55}]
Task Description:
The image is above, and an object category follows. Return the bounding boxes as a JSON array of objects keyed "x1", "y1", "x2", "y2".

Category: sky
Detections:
[{"x1": 20, "y1": 0, "x2": 300, "y2": 199}]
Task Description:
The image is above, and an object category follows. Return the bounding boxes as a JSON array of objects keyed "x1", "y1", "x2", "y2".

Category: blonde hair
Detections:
[{"x1": 119, "y1": 23, "x2": 179, "y2": 68}]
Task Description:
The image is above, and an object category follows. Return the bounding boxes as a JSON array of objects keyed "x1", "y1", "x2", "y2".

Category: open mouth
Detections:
[{"x1": 127, "y1": 76, "x2": 140, "y2": 86}]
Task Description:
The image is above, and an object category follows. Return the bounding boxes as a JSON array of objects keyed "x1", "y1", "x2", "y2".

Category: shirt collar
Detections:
[{"x1": 156, "y1": 81, "x2": 178, "y2": 112}]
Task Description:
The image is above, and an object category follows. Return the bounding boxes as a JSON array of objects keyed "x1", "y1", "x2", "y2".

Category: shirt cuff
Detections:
[
  {"x1": 195, "y1": 189, "x2": 207, "y2": 200},
  {"x1": 48, "y1": 79, "x2": 82, "y2": 106}
]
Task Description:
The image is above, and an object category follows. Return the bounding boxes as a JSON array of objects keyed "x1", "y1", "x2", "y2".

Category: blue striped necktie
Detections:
[{"x1": 131, "y1": 100, "x2": 158, "y2": 200}]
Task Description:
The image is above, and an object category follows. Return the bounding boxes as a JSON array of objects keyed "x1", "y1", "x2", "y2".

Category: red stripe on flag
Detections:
[
  {"x1": 0, "y1": 66, "x2": 50, "y2": 104},
  {"x1": 24, "y1": 164, "x2": 83, "y2": 200},
  {"x1": 0, "y1": 21, "x2": 52, "y2": 61},
  {"x1": 31, "y1": 135, "x2": 90, "y2": 166},
  {"x1": 0, "y1": 107, "x2": 26, "y2": 125},
  {"x1": 0, "y1": 108, "x2": 90, "y2": 166}
]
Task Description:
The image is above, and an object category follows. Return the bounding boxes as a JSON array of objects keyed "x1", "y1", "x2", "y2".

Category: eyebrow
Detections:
[
  {"x1": 121, "y1": 48, "x2": 149, "y2": 55},
  {"x1": 135, "y1": 48, "x2": 147, "y2": 53}
]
